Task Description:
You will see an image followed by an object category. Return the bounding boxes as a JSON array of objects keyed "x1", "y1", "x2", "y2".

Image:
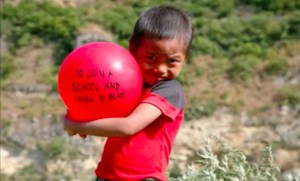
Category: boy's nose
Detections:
[{"x1": 154, "y1": 63, "x2": 167, "y2": 75}]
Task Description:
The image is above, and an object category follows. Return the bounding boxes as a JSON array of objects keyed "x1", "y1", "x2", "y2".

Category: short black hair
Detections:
[{"x1": 130, "y1": 5, "x2": 193, "y2": 57}]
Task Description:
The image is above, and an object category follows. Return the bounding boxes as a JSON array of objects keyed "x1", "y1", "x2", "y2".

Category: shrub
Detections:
[
  {"x1": 263, "y1": 56, "x2": 289, "y2": 76},
  {"x1": 227, "y1": 54, "x2": 260, "y2": 81},
  {"x1": 280, "y1": 86, "x2": 300, "y2": 108},
  {"x1": 99, "y1": 6, "x2": 137, "y2": 42},
  {"x1": 230, "y1": 43, "x2": 264, "y2": 57},
  {"x1": 192, "y1": 36, "x2": 223, "y2": 57},
  {"x1": 1, "y1": 0, "x2": 82, "y2": 64},
  {"x1": 239, "y1": 0, "x2": 300, "y2": 12},
  {"x1": 16, "y1": 164, "x2": 45, "y2": 181},
  {"x1": 177, "y1": 65, "x2": 194, "y2": 87},
  {"x1": 198, "y1": 18, "x2": 245, "y2": 52},
  {"x1": 184, "y1": 98, "x2": 216, "y2": 121},
  {"x1": 286, "y1": 11, "x2": 300, "y2": 38},
  {"x1": 188, "y1": 0, "x2": 234, "y2": 18},
  {"x1": 0, "y1": 53, "x2": 15, "y2": 81},
  {"x1": 172, "y1": 136, "x2": 297, "y2": 181},
  {"x1": 37, "y1": 136, "x2": 66, "y2": 158}
]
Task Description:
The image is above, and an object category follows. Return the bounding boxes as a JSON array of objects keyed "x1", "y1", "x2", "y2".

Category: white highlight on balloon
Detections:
[{"x1": 113, "y1": 61, "x2": 122, "y2": 70}]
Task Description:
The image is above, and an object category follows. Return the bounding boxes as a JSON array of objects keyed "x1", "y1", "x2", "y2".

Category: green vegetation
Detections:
[
  {"x1": 171, "y1": 136, "x2": 298, "y2": 181},
  {"x1": 1, "y1": 0, "x2": 299, "y2": 119},
  {"x1": 185, "y1": 98, "x2": 217, "y2": 120},
  {"x1": 15, "y1": 164, "x2": 46, "y2": 181},
  {"x1": 0, "y1": 53, "x2": 15, "y2": 81},
  {"x1": 1, "y1": 0, "x2": 82, "y2": 64},
  {"x1": 280, "y1": 86, "x2": 300, "y2": 108},
  {"x1": 37, "y1": 136, "x2": 66, "y2": 158},
  {"x1": 0, "y1": 119, "x2": 12, "y2": 136},
  {"x1": 2, "y1": 136, "x2": 298, "y2": 181},
  {"x1": 2, "y1": 1, "x2": 299, "y2": 60},
  {"x1": 263, "y1": 54, "x2": 289, "y2": 76}
]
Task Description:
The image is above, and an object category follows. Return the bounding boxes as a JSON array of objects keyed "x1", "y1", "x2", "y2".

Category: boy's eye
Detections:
[
  {"x1": 147, "y1": 56, "x2": 156, "y2": 61},
  {"x1": 169, "y1": 59, "x2": 178, "y2": 63}
]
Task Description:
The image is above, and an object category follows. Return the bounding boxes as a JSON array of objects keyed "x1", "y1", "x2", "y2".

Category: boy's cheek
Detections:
[{"x1": 140, "y1": 62, "x2": 153, "y2": 70}]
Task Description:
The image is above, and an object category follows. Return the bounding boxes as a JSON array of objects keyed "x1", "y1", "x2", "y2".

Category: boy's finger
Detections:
[{"x1": 68, "y1": 131, "x2": 76, "y2": 136}]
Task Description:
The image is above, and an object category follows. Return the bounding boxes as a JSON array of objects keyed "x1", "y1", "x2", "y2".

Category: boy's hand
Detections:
[
  {"x1": 66, "y1": 129, "x2": 76, "y2": 136},
  {"x1": 63, "y1": 114, "x2": 78, "y2": 136},
  {"x1": 63, "y1": 114, "x2": 87, "y2": 138}
]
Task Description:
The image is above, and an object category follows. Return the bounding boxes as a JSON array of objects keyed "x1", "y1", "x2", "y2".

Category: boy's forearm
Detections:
[{"x1": 70, "y1": 117, "x2": 132, "y2": 137}]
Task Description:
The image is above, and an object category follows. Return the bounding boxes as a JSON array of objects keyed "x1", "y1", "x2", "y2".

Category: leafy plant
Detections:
[
  {"x1": 263, "y1": 56, "x2": 289, "y2": 76},
  {"x1": 1, "y1": 0, "x2": 83, "y2": 64},
  {"x1": 37, "y1": 136, "x2": 66, "y2": 158},
  {"x1": 192, "y1": 36, "x2": 223, "y2": 57},
  {"x1": 0, "y1": 53, "x2": 15, "y2": 81},
  {"x1": 184, "y1": 98, "x2": 216, "y2": 121},
  {"x1": 239, "y1": 0, "x2": 300, "y2": 12},
  {"x1": 2, "y1": 164, "x2": 46, "y2": 181},
  {"x1": 280, "y1": 86, "x2": 300, "y2": 108},
  {"x1": 227, "y1": 54, "x2": 260, "y2": 81},
  {"x1": 172, "y1": 136, "x2": 299, "y2": 181}
]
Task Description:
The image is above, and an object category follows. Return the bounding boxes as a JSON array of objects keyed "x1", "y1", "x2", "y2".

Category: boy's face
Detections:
[{"x1": 131, "y1": 37, "x2": 186, "y2": 86}]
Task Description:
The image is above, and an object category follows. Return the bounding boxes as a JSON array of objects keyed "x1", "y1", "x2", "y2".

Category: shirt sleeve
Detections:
[{"x1": 142, "y1": 80, "x2": 185, "y2": 121}]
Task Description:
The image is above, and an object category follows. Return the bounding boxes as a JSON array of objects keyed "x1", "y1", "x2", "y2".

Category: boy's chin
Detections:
[
  {"x1": 145, "y1": 79, "x2": 168, "y2": 86},
  {"x1": 144, "y1": 79, "x2": 158, "y2": 86}
]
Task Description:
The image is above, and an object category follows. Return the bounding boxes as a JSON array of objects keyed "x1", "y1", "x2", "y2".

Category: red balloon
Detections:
[{"x1": 58, "y1": 42, "x2": 143, "y2": 122}]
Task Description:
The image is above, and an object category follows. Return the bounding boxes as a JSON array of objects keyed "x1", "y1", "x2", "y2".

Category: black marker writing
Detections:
[
  {"x1": 72, "y1": 82, "x2": 100, "y2": 92},
  {"x1": 75, "y1": 95, "x2": 95, "y2": 103},
  {"x1": 108, "y1": 70, "x2": 113, "y2": 78},
  {"x1": 98, "y1": 95, "x2": 105, "y2": 103},
  {"x1": 104, "y1": 82, "x2": 120, "y2": 90},
  {"x1": 75, "y1": 69, "x2": 84, "y2": 78},
  {"x1": 86, "y1": 69, "x2": 105, "y2": 78},
  {"x1": 109, "y1": 92, "x2": 125, "y2": 100}
]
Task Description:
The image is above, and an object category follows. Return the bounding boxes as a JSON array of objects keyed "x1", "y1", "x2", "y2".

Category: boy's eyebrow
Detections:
[
  {"x1": 169, "y1": 54, "x2": 185, "y2": 60},
  {"x1": 145, "y1": 50, "x2": 184, "y2": 58},
  {"x1": 145, "y1": 50, "x2": 155, "y2": 54}
]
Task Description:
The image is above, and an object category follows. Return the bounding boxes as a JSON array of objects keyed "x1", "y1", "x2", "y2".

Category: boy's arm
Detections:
[{"x1": 63, "y1": 103, "x2": 161, "y2": 137}]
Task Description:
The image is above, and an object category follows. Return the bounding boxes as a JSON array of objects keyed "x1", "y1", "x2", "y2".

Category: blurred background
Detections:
[{"x1": 1, "y1": 0, "x2": 299, "y2": 180}]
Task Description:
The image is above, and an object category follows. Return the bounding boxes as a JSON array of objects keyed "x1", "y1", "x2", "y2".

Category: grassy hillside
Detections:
[{"x1": 1, "y1": 0, "x2": 299, "y2": 120}]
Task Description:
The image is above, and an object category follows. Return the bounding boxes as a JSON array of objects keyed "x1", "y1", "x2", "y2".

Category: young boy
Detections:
[{"x1": 64, "y1": 5, "x2": 193, "y2": 181}]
